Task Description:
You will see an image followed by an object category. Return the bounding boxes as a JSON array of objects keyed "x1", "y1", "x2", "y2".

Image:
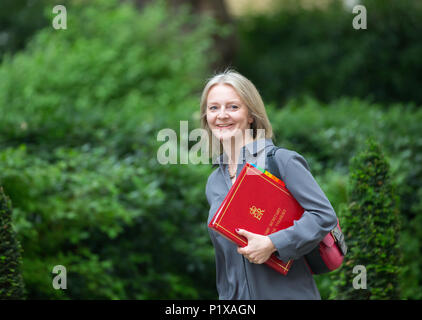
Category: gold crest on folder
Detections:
[{"x1": 249, "y1": 206, "x2": 264, "y2": 220}]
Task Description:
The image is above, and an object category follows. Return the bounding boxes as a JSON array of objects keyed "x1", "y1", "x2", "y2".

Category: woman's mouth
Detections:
[{"x1": 216, "y1": 123, "x2": 234, "y2": 129}]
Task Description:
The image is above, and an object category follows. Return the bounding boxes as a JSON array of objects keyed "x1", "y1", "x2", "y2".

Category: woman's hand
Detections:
[{"x1": 236, "y1": 229, "x2": 277, "y2": 264}]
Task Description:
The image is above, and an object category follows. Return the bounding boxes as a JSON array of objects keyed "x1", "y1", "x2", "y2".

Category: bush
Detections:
[
  {"x1": 0, "y1": 0, "x2": 53, "y2": 61},
  {"x1": 234, "y1": 0, "x2": 422, "y2": 106},
  {"x1": 0, "y1": 186, "x2": 25, "y2": 299},
  {"x1": 331, "y1": 138, "x2": 402, "y2": 299},
  {"x1": 266, "y1": 98, "x2": 422, "y2": 299},
  {"x1": 0, "y1": 0, "x2": 218, "y2": 299}
]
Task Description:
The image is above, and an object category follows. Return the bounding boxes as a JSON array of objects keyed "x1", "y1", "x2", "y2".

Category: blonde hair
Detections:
[{"x1": 200, "y1": 68, "x2": 273, "y2": 159}]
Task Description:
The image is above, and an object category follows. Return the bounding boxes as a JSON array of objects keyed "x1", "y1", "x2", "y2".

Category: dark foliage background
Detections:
[{"x1": 235, "y1": 0, "x2": 422, "y2": 106}]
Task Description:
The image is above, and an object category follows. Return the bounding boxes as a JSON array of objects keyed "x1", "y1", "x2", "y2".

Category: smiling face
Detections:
[{"x1": 206, "y1": 84, "x2": 254, "y2": 142}]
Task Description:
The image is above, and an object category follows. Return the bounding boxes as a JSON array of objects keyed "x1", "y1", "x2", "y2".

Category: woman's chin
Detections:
[{"x1": 213, "y1": 130, "x2": 245, "y2": 143}]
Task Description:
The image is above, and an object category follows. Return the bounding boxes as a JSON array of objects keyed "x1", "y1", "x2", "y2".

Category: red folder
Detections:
[{"x1": 208, "y1": 163, "x2": 304, "y2": 275}]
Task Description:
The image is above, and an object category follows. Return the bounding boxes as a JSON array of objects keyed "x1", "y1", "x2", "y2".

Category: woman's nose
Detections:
[{"x1": 217, "y1": 106, "x2": 229, "y2": 119}]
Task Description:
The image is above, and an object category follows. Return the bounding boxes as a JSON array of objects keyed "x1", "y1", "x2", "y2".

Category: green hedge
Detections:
[
  {"x1": 0, "y1": 186, "x2": 25, "y2": 299},
  {"x1": 235, "y1": 0, "x2": 422, "y2": 106},
  {"x1": 0, "y1": 0, "x2": 219, "y2": 299},
  {"x1": 0, "y1": 0, "x2": 53, "y2": 61},
  {"x1": 266, "y1": 98, "x2": 422, "y2": 299},
  {"x1": 331, "y1": 139, "x2": 402, "y2": 299}
]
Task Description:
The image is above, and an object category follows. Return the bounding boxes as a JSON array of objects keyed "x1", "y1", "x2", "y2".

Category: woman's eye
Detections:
[
  {"x1": 208, "y1": 106, "x2": 218, "y2": 110},
  {"x1": 230, "y1": 105, "x2": 239, "y2": 109}
]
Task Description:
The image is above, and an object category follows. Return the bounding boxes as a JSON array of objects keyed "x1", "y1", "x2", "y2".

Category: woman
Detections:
[{"x1": 201, "y1": 69, "x2": 338, "y2": 300}]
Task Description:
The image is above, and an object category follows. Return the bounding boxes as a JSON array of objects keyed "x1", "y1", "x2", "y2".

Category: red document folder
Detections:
[{"x1": 208, "y1": 163, "x2": 304, "y2": 275}]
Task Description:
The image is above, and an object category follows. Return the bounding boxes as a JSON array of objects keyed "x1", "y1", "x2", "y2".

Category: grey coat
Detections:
[{"x1": 205, "y1": 139, "x2": 338, "y2": 300}]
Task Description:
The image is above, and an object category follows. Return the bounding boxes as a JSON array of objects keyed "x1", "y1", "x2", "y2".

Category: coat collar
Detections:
[{"x1": 213, "y1": 138, "x2": 275, "y2": 167}]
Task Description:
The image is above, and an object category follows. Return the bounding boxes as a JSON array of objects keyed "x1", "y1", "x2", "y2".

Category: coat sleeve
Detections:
[{"x1": 267, "y1": 151, "x2": 338, "y2": 262}]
